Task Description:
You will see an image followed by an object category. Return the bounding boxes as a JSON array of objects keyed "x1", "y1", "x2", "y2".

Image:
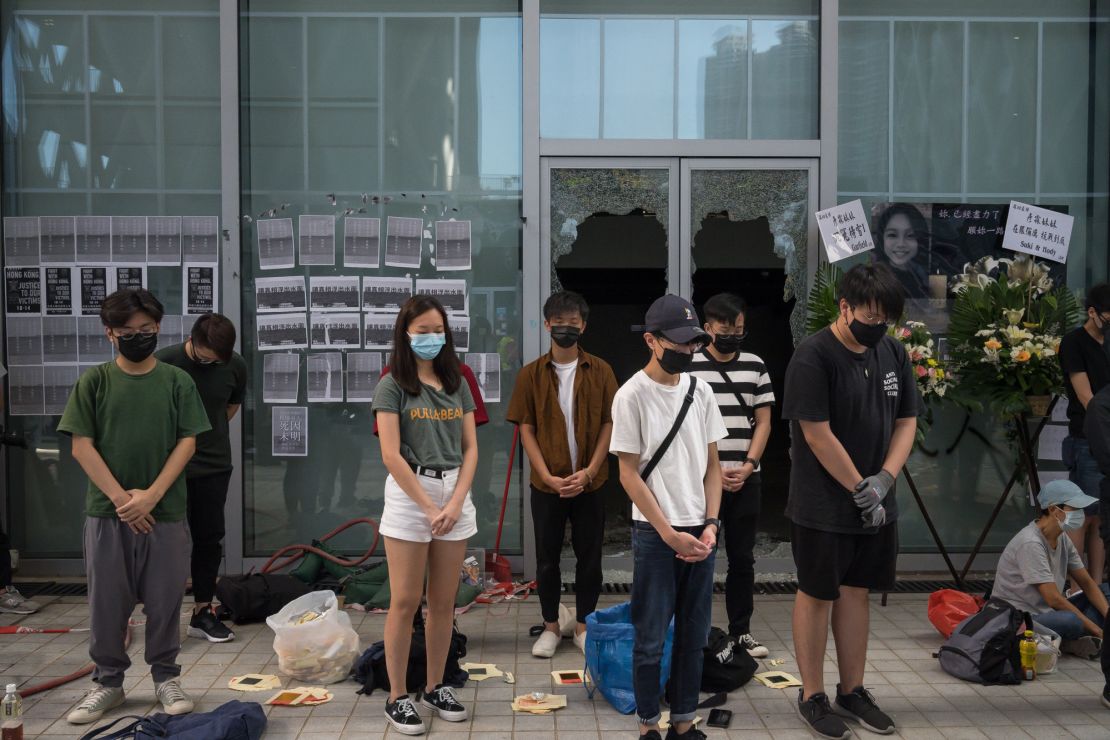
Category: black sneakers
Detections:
[
  {"x1": 796, "y1": 690, "x2": 851, "y2": 740},
  {"x1": 420, "y1": 684, "x2": 468, "y2": 721},
  {"x1": 834, "y1": 685, "x2": 895, "y2": 735},
  {"x1": 665, "y1": 725, "x2": 707, "y2": 739},
  {"x1": 385, "y1": 695, "x2": 426, "y2": 735},
  {"x1": 186, "y1": 608, "x2": 235, "y2": 643}
]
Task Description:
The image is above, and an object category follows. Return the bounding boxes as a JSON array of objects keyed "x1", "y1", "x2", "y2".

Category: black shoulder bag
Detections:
[{"x1": 640, "y1": 376, "x2": 697, "y2": 481}]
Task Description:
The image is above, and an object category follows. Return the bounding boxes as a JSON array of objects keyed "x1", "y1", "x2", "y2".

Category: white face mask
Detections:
[{"x1": 1055, "y1": 507, "x2": 1085, "y2": 532}]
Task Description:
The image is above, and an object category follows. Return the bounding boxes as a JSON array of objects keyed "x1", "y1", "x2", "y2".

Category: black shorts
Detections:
[{"x1": 791, "y1": 521, "x2": 898, "y2": 601}]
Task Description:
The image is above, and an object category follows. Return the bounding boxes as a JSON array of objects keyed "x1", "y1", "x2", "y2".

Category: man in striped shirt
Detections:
[{"x1": 690, "y1": 293, "x2": 774, "y2": 657}]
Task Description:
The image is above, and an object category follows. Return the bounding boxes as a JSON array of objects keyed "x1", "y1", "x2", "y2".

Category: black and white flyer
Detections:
[
  {"x1": 257, "y1": 312, "x2": 308, "y2": 351},
  {"x1": 184, "y1": 264, "x2": 217, "y2": 314},
  {"x1": 182, "y1": 216, "x2": 219, "y2": 264},
  {"x1": 385, "y1": 216, "x2": 423, "y2": 268},
  {"x1": 79, "y1": 266, "x2": 109, "y2": 316},
  {"x1": 7, "y1": 316, "x2": 42, "y2": 366},
  {"x1": 114, "y1": 266, "x2": 146, "y2": 293},
  {"x1": 147, "y1": 216, "x2": 182, "y2": 266},
  {"x1": 363, "y1": 311, "x2": 398, "y2": 349},
  {"x1": 415, "y1": 278, "x2": 466, "y2": 313},
  {"x1": 77, "y1": 316, "x2": 114, "y2": 363},
  {"x1": 464, "y1": 352, "x2": 501, "y2": 403},
  {"x1": 263, "y1": 352, "x2": 300, "y2": 404},
  {"x1": 40, "y1": 216, "x2": 76, "y2": 264},
  {"x1": 42, "y1": 317, "x2": 79, "y2": 364},
  {"x1": 299, "y1": 215, "x2": 336, "y2": 266},
  {"x1": 3, "y1": 216, "x2": 40, "y2": 267},
  {"x1": 257, "y1": 218, "x2": 295, "y2": 270},
  {"x1": 434, "y1": 220, "x2": 472, "y2": 271},
  {"x1": 448, "y1": 313, "x2": 470, "y2": 352},
  {"x1": 5, "y1": 267, "x2": 41, "y2": 315},
  {"x1": 256, "y1": 276, "x2": 307, "y2": 313},
  {"x1": 272, "y1": 406, "x2": 308, "y2": 457},
  {"x1": 345, "y1": 352, "x2": 382, "y2": 403},
  {"x1": 8, "y1": 365, "x2": 44, "y2": 416},
  {"x1": 361, "y1": 276, "x2": 412, "y2": 310},
  {"x1": 310, "y1": 276, "x2": 360, "y2": 312},
  {"x1": 44, "y1": 267, "x2": 76, "y2": 316},
  {"x1": 75, "y1": 216, "x2": 111, "y2": 264},
  {"x1": 310, "y1": 312, "x2": 361, "y2": 349},
  {"x1": 306, "y1": 352, "x2": 344, "y2": 403},
  {"x1": 159, "y1": 315, "x2": 184, "y2": 349},
  {"x1": 343, "y1": 216, "x2": 380, "y2": 268},
  {"x1": 110, "y1": 216, "x2": 147, "y2": 263},
  {"x1": 43, "y1": 364, "x2": 79, "y2": 416}
]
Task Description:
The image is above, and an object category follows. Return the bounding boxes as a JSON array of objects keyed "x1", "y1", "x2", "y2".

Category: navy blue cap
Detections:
[{"x1": 645, "y1": 294, "x2": 709, "y2": 345}]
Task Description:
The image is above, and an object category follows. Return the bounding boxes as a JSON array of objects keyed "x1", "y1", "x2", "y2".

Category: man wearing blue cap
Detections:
[
  {"x1": 610, "y1": 294, "x2": 727, "y2": 740},
  {"x1": 992, "y1": 479, "x2": 1108, "y2": 659}
]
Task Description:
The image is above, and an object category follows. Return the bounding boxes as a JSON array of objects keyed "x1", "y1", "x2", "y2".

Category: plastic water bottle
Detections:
[
  {"x1": 1019, "y1": 630, "x2": 1037, "y2": 681},
  {"x1": 0, "y1": 683, "x2": 22, "y2": 740}
]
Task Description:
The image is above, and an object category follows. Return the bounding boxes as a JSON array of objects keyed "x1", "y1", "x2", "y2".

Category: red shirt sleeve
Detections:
[{"x1": 372, "y1": 364, "x2": 488, "y2": 437}]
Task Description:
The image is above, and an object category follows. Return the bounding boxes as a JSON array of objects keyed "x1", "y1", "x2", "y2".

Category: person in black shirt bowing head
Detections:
[{"x1": 783, "y1": 264, "x2": 920, "y2": 739}]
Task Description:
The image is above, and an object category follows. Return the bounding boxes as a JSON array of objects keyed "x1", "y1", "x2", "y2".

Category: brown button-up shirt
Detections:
[{"x1": 506, "y1": 348, "x2": 618, "y2": 493}]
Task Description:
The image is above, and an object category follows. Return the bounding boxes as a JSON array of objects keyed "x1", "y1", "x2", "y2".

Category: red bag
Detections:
[{"x1": 928, "y1": 589, "x2": 985, "y2": 638}]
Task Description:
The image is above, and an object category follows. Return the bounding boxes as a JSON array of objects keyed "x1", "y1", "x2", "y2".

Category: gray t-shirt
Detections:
[
  {"x1": 992, "y1": 522, "x2": 1083, "y2": 615},
  {"x1": 371, "y1": 374, "x2": 475, "y2": 470}
]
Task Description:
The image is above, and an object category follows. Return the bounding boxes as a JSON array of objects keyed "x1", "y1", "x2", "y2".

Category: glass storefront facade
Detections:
[{"x1": 2, "y1": 0, "x2": 1107, "y2": 572}]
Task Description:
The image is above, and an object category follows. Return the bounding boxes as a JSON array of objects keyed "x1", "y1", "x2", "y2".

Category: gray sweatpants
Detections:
[{"x1": 84, "y1": 516, "x2": 190, "y2": 687}]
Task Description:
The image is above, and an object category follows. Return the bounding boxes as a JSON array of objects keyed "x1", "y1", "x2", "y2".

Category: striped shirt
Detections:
[{"x1": 689, "y1": 349, "x2": 775, "y2": 469}]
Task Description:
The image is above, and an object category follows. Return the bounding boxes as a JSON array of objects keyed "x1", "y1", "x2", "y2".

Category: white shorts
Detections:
[{"x1": 379, "y1": 467, "x2": 478, "y2": 543}]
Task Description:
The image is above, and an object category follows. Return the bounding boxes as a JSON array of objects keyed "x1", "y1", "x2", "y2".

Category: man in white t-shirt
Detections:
[{"x1": 610, "y1": 294, "x2": 727, "y2": 740}]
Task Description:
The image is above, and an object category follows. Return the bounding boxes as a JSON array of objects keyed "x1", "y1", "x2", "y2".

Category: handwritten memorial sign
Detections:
[
  {"x1": 816, "y1": 200, "x2": 874, "y2": 262},
  {"x1": 1001, "y1": 201, "x2": 1072, "y2": 264}
]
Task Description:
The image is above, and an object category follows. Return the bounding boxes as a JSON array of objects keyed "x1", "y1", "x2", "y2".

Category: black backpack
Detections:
[
  {"x1": 700, "y1": 627, "x2": 758, "y2": 693},
  {"x1": 353, "y1": 611, "x2": 469, "y2": 695},
  {"x1": 213, "y1": 574, "x2": 312, "y2": 625},
  {"x1": 937, "y1": 597, "x2": 1032, "y2": 685}
]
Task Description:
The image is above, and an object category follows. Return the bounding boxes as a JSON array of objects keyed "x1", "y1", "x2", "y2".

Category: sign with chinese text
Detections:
[
  {"x1": 1001, "y1": 201, "x2": 1072, "y2": 264},
  {"x1": 816, "y1": 200, "x2": 874, "y2": 262}
]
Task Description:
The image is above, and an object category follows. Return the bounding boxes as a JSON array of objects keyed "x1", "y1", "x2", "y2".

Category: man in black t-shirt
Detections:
[
  {"x1": 1059, "y1": 283, "x2": 1110, "y2": 586},
  {"x1": 783, "y1": 264, "x2": 920, "y2": 739}
]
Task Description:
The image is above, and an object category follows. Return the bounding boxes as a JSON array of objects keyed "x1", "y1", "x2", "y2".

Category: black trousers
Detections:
[
  {"x1": 531, "y1": 485, "x2": 605, "y2": 624},
  {"x1": 0, "y1": 514, "x2": 10, "y2": 588},
  {"x1": 186, "y1": 471, "x2": 233, "y2": 605},
  {"x1": 721, "y1": 474, "x2": 761, "y2": 637}
]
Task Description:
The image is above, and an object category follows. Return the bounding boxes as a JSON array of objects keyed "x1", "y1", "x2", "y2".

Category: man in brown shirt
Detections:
[{"x1": 507, "y1": 291, "x2": 618, "y2": 658}]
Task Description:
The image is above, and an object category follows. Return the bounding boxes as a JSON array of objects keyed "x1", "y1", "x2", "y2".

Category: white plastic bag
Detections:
[{"x1": 265, "y1": 590, "x2": 360, "y2": 684}]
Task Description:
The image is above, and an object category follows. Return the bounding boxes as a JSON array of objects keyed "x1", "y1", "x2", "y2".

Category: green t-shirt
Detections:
[
  {"x1": 155, "y1": 343, "x2": 248, "y2": 477},
  {"x1": 371, "y1": 374, "x2": 476, "y2": 469},
  {"x1": 57, "y1": 360, "x2": 212, "y2": 521}
]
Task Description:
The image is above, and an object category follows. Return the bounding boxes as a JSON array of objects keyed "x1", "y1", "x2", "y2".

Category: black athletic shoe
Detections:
[
  {"x1": 665, "y1": 725, "x2": 707, "y2": 739},
  {"x1": 186, "y1": 608, "x2": 235, "y2": 643},
  {"x1": 420, "y1": 683, "x2": 468, "y2": 721},
  {"x1": 796, "y1": 690, "x2": 851, "y2": 740},
  {"x1": 385, "y1": 695, "x2": 425, "y2": 735},
  {"x1": 834, "y1": 685, "x2": 895, "y2": 735}
]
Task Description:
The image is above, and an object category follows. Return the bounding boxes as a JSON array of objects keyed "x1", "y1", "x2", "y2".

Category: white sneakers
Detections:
[
  {"x1": 532, "y1": 603, "x2": 587, "y2": 657},
  {"x1": 155, "y1": 679, "x2": 194, "y2": 715},
  {"x1": 66, "y1": 686, "x2": 125, "y2": 724}
]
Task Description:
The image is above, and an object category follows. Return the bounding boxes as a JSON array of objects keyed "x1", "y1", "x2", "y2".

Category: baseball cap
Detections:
[
  {"x1": 1037, "y1": 479, "x2": 1097, "y2": 511},
  {"x1": 645, "y1": 294, "x2": 710, "y2": 346}
]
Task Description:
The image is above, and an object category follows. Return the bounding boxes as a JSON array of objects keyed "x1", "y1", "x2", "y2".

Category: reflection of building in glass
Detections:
[
  {"x1": 701, "y1": 27, "x2": 747, "y2": 139},
  {"x1": 751, "y1": 21, "x2": 818, "y2": 137}
]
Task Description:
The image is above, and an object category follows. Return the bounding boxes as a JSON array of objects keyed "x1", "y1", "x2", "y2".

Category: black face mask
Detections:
[
  {"x1": 712, "y1": 333, "x2": 745, "y2": 355},
  {"x1": 117, "y1": 333, "x2": 158, "y2": 363},
  {"x1": 550, "y1": 325, "x2": 581, "y2": 349},
  {"x1": 658, "y1": 347, "x2": 694, "y2": 375},
  {"x1": 847, "y1": 317, "x2": 888, "y2": 348}
]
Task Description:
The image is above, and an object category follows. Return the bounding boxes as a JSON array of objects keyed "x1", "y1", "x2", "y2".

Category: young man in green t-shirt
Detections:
[
  {"x1": 156, "y1": 313, "x2": 247, "y2": 643},
  {"x1": 58, "y1": 289, "x2": 211, "y2": 725}
]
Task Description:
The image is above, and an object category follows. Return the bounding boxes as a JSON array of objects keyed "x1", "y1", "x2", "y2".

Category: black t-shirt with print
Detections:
[
  {"x1": 1059, "y1": 326, "x2": 1110, "y2": 438},
  {"x1": 782, "y1": 327, "x2": 921, "y2": 534}
]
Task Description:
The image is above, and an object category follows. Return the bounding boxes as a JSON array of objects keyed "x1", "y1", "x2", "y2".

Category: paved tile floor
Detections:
[{"x1": 2, "y1": 592, "x2": 1108, "y2": 739}]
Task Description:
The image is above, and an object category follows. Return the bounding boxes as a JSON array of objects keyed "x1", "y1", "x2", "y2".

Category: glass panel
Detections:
[
  {"x1": 837, "y1": 21, "x2": 888, "y2": 193},
  {"x1": 677, "y1": 20, "x2": 748, "y2": 139},
  {"x1": 892, "y1": 22, "x2": 963, "y2": 193},
  {"x1": 602, "y1": 19, "x2": 674, "y2": 139},
  {"x1": 539, "y1": 18, "x2": 600, "y2": 139},
  {"x1": 240, "y1": 3, "x2": 523, "y2": 557},
  {"x1": 549, "y1": 165, "x2": 670, "y2": 554},
  {"x1": 966, "y1": 23, "x2": 1037, "y2": 193},
  {"x1": 750, "y1": 20, "x2": 819, "y2": 139},
  {"x1": 688, "y1": 167, "x2": 810, "y2": 545},
  {"x1": 2, "y1": 2, "x2": 220, "y2": 559}
]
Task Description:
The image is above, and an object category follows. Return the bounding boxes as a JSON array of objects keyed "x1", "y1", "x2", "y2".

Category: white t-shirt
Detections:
[
  {"x1": 553, "y1": 358, "x2": 578, "y2": 469},
  {"x1": 610, "y1": 371, "x2": 728, "y2": 526}
]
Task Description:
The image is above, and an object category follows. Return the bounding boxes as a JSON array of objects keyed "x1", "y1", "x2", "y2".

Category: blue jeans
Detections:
[
  {"x1": 1062, "y1": 436, "x2": 1104, "y2": 515},
  {"x1": 1032, "y1": 583, "x2": 1110, "y2": 640},
  {"x1": 631, "y1": 522, "x2": 715, "y2": 726}
]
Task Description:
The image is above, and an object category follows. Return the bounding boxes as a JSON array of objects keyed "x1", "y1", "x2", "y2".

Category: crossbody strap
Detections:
[{"x1": 640, "y1": 376, "x2": 697, "y2": 482}]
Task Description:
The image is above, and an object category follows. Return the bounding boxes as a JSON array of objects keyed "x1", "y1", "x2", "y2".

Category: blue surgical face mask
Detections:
[
  {"x1": 1061, "y1": 509, "x2": 1086, "y2": 532},
  {"x1": 408, "y1": 332, "x2": 446, "y2": 360}
]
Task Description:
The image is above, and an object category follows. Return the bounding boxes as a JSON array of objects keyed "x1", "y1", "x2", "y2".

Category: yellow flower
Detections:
[
  {"x1": 936, "y1": 369, "x2": 945, "y2": 379},
  {"x1": 1014, "y1": 350, "x2": 1032, "y2": 362},
  {"x1": 985, "y1": 338, "x2": 1003, "y2": 351},
  {"x1": 927, "y1": 358, "x2": 938, "y2": 367}
]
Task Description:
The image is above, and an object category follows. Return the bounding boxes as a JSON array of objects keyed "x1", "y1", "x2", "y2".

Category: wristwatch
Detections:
[{"x1": 704, "y1": 518, "x2": 721, "y2": 533}]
